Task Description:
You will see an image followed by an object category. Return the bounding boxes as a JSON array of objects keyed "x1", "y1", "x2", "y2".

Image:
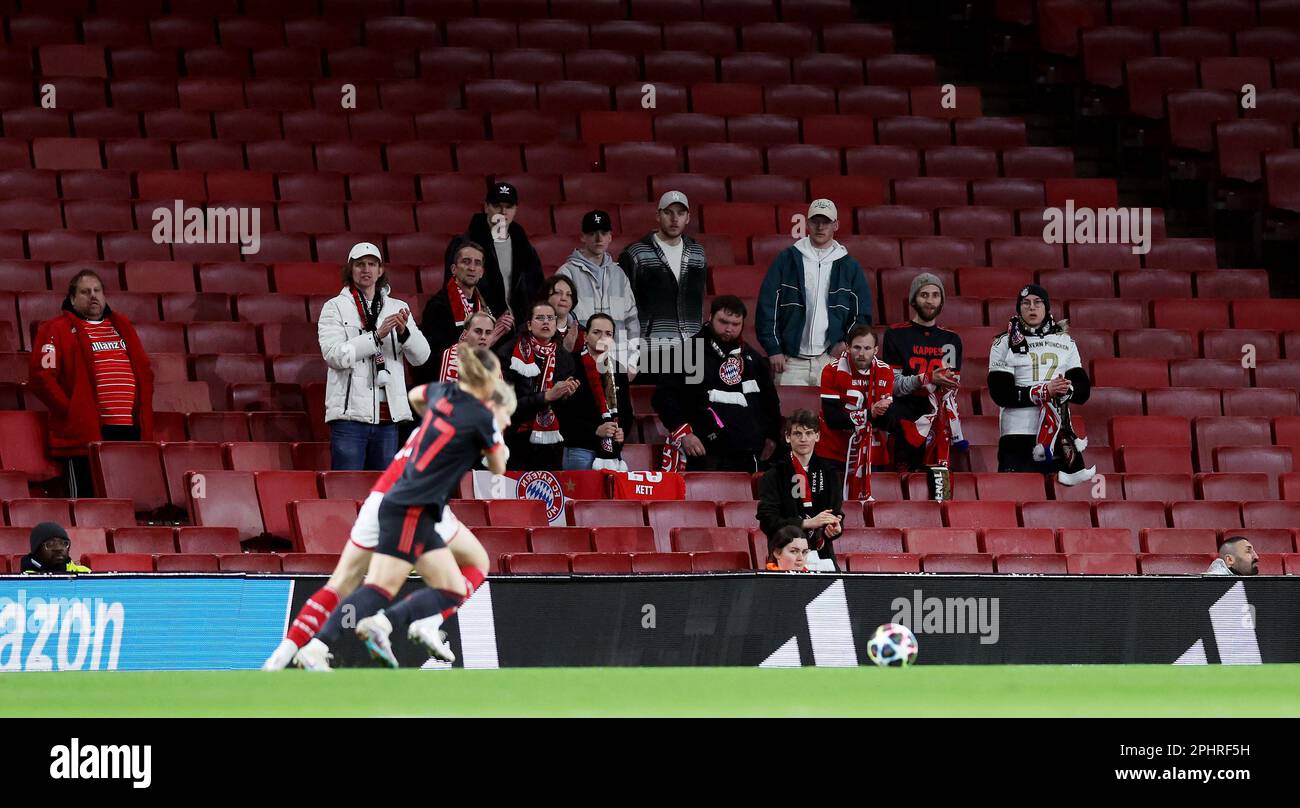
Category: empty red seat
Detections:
[
  {"x1": 7, "y1": 498, "x2": 73, "y2": 528},
  {"x1": 571, "y1": 553, "x2": 634, "y2": 574},
  {"x1": 1019, "y1": 501, "x2": 1093, "y2": 530},
  {"x1": 110, "y1": 526, "x2": 175, "y2": 554},
  {"x1": 982, "y1": 527, "x2": 1058, "y2": 555},
  {"x1": 254, "y1": 470, "x2": 320, "y2": 544},
  {"x1": 1140, "y1": 527, "x2": 1217, "y2": 554},
  {"x1": 1217, "y1": 119, "x2": 1292, "y2": 182},
  {"x1": 290, "y1": 499, "x2": 358, "y2": 555},
  {"x1": 156, "y1": 554, "x2": 219, "y2": 572},
  {"x1": 72, "y1": 498, "x2": 137, "y2": 530},
  {"x1": 903, "y1": 527, "x2": 980, "y2": 554},
  {"x1": 1197, "y1": 472, "x2": 1273, "y2": 501},
  {"x1": 1145, "y1": 387, "x2": 1221, "y2": 417},
  {"x1": 224, "y1": 442, "x2": 294, "y2": 472},
  {"x1": 486, "y1": 499, "x2": 549, "y2": 528},
  {"x1": 920, "y1": 553, "x2": 994, "y2": 573},
  {"x1": 1118, "y1": 330, "x2": 1196, "y2": 360},
  {"x1": 80, "y1": 552, "x2": 153, "y2": 572},
  {"x1": 188, "y1": 470, "x2": 264, "y2": 542},
  {"x1": 974, "y1": 473, "x2": 1047, "y2": 502},
  {"x1": 1170, "y1": 500, "x2": 1242, "y2": 530},
  {"x1": 218, "y1": 553, "x2": 282, "y2": 573},
  {"x1": 669, "y1": 526, "x2": 749, "y2": 554},
  {"x1": 1138, "y1": 553, "x2": 1217, "y2": 575},
  {"x1": 591, "y1": 526, "x2": 656, "y2": 553},
  {"x1": 1194, "y1": 415, "x2": 1272, "y2": 472},
  {"x1": 529, "y1": 527, "x2": 593, "y2": 554},
  {"x1": 1232, "y1": 528, "x2": 1294, "y2": 554}
]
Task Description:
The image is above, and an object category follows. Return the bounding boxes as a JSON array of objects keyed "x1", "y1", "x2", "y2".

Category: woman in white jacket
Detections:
[{"x1": 318, "y1": 242, "x2": 431, "y2": 470}]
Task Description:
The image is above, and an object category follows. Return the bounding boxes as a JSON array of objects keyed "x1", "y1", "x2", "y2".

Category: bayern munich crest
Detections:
[
  {"x1": 718, "y1": 356, "x2": 744, "y2": 386},
  {"x1": 517, "y1": 470, "x2": 565, "y2": 524},
  {"x1": 537, "y1": 408, "x2": 556, "y2": 428}
]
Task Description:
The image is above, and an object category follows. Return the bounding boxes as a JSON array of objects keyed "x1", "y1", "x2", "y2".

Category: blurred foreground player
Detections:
[
  {"x1": 263, "y1": 347, "x2": 509, "y2": 671},
  {"x1": 294, "y1": 352, "x2": 515, "y2": 670}
]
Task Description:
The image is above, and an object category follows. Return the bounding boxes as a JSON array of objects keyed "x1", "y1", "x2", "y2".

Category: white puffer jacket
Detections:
[{"x1": 318, "y1": 287, "x2": 431, "y2": 424}]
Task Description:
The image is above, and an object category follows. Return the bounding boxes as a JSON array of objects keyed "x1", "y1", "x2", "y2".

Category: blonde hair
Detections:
[
  {"x1": 457, "y1": 346, "x2": 500, "y2": 400},
  {"x1": 490, "y1": 377, "x2": 518, "y2": 418}
]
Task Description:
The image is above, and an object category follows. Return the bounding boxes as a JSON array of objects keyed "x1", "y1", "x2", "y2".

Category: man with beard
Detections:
[
  {"x1": 987, "y1": 284, "x2": 1094, "y2": 483},
  {"x1": 653, "y1": 296, "x2": 781, "y2": 473},
  {"x1": 19, "y1": 522, "x2": 92, "y2": 574},
  {"x1": 497, "y1": 300, "x2": 579, "y2": 470},
  {"x1": 816, "y1": 325, "x2": 899, "y2": 499},
  {"x1": 880, "y1": 273, "x2": 964, "y2": 473},
  {"x1": 1206, "y1": 536, "x2": 1260, "y2": 576}
]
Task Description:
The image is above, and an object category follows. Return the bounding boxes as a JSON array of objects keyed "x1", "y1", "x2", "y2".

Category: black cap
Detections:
[
  {"x1": 581, "y1": 209, "x2": 612, "y2": 234},
  {"x1": 485, "y1": 181, "x2": 518, "y2": 205},
  {"x1": 30, "y1": 521, "x2": 69, "y2": 554},
  {"x1": 1018, "y1": 284, "x2": 1050, "y2": 312}
]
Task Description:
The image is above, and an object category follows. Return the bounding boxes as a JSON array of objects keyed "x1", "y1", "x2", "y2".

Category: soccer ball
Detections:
[{"x1": 866, "y1": 623, "x2": 919, "y2": 668}]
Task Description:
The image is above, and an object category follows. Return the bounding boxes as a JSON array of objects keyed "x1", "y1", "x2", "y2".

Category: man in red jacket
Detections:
[{"x1": 27, "y1": 270, "x2": 153, "y2": 497}]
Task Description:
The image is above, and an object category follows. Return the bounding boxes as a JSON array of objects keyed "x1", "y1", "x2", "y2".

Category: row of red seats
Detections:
[
  {"x1": 8, "y1": 549, "x2": 1297, "y2": 576},
  {"x1": 9, "y1": 15, "x2": 870, "y2": 52},
  {"x1": 1084, "y1": 27, "x2": 1300, "y2": 88},
  {"x1": 3, "y1": 53, "x2": 934, "y2": 100}
]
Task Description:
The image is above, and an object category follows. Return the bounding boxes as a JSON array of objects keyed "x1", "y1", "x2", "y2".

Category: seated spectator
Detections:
[
  {"x1": 557, "y1": 314, "x2": 635, "y2": 471},
  {"x1": 987, "y1": 284, "x2": 1095, "y2": 484},
  {"x1": 444, "y1": 181, "x2": 543, "y2": 320},
  {"x1": 654, "y1": 296, "x2": 781, "y2": 473},
  {"x1": 540, "y1": 275, "x2": 584, "y2": 353},
  {"x1": 438, "y1": 311, "x2": 500, "y2": 384},
  {"x1": 319, "y1": 242, "x2": 430, "y2": 471},
  {"x1": 557, "y1": 209, "x2": 641, "y2": 374},
  {"x1": 816, "y1": 325, "x2": 901, "y2": 499},
  {"x1": 20, "y1": 522, "x2": 91, "y2": 574},
  {"x1": 28, "y1": 269, "x2": 154, "y2": 497},
  {"x1": 756, "y1": 198, "x2": 873, "y2": 386},
  {"x1": 1206, "y1": 536, "x2": 1259, "y2": 576},
  {"x1": 880, "y1": 272, "x2": 966, "y2": 475},
  {"x1": 620, "y1": 191, "x2": 708, "y2": 383},
  {"x1": 757, "y1": 410, "x2": 844, "y2": 568},
  {"x1": 416, "y1": 240, "x2": 512, "y2": 385},
  {"x1": 765, "y1": 526, "x2": 814, "y2": 573},
  {"x1": 497, "y1": 300, "x2": 579, "y2": 470}
]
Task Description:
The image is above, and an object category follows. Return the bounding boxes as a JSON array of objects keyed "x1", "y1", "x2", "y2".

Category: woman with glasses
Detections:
[{"x1": 496, "y1": 300, "x2": 580, "y2": 470}]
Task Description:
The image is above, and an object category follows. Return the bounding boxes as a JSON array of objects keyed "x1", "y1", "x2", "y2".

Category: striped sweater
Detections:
[{"x1": 618, "y1": 233, "x2": 708, "y2": 344}]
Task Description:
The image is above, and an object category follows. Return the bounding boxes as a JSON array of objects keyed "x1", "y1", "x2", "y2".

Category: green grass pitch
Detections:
[{"x1": 3, "y1": 665, "x2": 1299, "y2": 717}]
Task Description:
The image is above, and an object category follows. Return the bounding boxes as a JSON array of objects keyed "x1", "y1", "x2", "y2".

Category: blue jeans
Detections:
[
  {"x1": 330, "y1": 420, "x2": 399, "y2": 471},
  {"x1": 562, "y1": 447, "x2": 596, "y2": 470}
]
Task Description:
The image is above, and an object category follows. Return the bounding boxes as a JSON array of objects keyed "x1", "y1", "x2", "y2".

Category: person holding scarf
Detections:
[
  {"x1": 987, "y1": 284, "x2": 1095, "y2": 484},
  {"x1": 557, "y1": 313, "x2": 635, "y2": 471},
  {"x1": 497, "y1": 300, "x2": 579, "y2": 470},
  {"x1": 757, "y1": 411, "x2": 844, "y2": 569},
  {"x1": 654, "y1": 296, "x2": 781, "y2": 473},
  {"x1": 319, "y1": 242, "x2": 431, "y2": 471},
  {"x1": 816, "y1": 325, "x2": 898, "y2": 500},
  {"x1": 416, "y1": 241, "x2": 512, "y2": 385}
]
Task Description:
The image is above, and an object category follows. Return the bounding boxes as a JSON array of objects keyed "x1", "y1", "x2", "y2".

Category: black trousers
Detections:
[
  {"x1": 505, "y1": 433, "x2": 564, "y2": 472},
  {"x1": 66, "y1": 424, "x2": 141, "y2": 497},
  {"x1": 692, "y1": 447, "x2": 758, "y2": 473},
  {"x1": 996, "y1": 434, "x2": 1056, "y2": 474}
]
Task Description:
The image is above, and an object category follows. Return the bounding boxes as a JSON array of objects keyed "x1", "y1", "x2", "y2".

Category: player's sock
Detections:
[
  {"x1": 387, "y1": 566, "x2": 486, "y2": 631},
  {"x1": 285, "y1": 585, "x2": 340, "y2": 649},
  {"x1": 316, "y1": 583, "x2": 393, "y2": 645}
]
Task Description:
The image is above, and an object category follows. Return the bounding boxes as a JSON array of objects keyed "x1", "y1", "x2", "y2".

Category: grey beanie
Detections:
[
  {"x1": 30, "y1": 521, "x2": 69, "y2": 554},
  {"x1": 909, "y1": 272, "x2": 945, "y2": 304}
]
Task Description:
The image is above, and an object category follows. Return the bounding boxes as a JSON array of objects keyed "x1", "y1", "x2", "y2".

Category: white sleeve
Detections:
[
  {"x1": 319, "y1": 298, "x2": 377, "y2": 370},
  {"x1": 988, "y1": 336, "x2": 1011, "y2": 376},
  {"x1": 1058, "y1": 338, "x2": 1082, "y2": 376}
]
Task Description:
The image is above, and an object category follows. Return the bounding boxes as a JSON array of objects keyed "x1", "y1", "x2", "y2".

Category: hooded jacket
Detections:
[
  {"x1": 618, "y1": 232, "x2": 708, "y2": 344},
  {"x1": 27, "y1": 300, "x2": 154, "y2": 457},
  {"x1": 318, "y1": 286, "x2": 431, "y2": 424},
  {"x1": 556, "y1": 249, "x2": 641, "y2": 353},
  {"x1": 756, "y1": 237, "x2": 873, "y2": 359},
  {"x1": 443, "y1": 213, "x2": 544, "y2": 320},
  {"x1": 652, "y1": 326, "x2": 781, "y2": 455}
]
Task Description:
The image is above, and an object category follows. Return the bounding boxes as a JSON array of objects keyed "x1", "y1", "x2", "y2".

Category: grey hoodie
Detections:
[{"x1": 557, "y1": 248, "x2": 641, "y2": 360}]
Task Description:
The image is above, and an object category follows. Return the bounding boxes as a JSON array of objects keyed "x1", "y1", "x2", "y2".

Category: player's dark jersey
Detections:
[
  {"x1": 881, "y1": 321, "x2": 964, "y2": 377},
  {"x1": 382, "y1": 383, "x2": 503, "y2": 508}
]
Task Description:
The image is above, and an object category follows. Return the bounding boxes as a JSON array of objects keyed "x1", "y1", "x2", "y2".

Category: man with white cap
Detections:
[
  {"x1": 756, "y1": 198, "x2": 873, "y2": 387},
  {"x1": 319, "y1": 241, "x2": 431, "y2": 471},
  {"x1": 619, "y1": 190, "x2": 708, "y2": 381}
]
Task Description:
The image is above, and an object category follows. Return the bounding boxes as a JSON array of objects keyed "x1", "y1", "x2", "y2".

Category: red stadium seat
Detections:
[
  {"x1": 486, "y1": 499, "x2": 549, "y2": 528},
  {"x1": 81, "y1": 553, "x2": 153, "y2": 572},
  {"x1": 224, "y1": 442, "x2": 294, "y2": 471},
  {"x1": 1170, "y1": 501, "x2": 1242, "y2": 530},
  {"x1": 111, "y1": 527, "x2": 176, "y2": 554},
  {"x1": 903, "y1": 527, "x2": 980, "y2": 554},
  {"x1": 845, "y1": 553, "x2": 920, "y2": 573},
  {"x1": 683, "y1": 473, "x2": 752, "y2": 501},
  {"x1": 254, "y1": 470, "x2": 320, "y2": 544},
  {"x1": 156, "y1": 554, "x2": 220, "y2": 572},
  {"x1": 670, "y1": 527, "x2": 749, "y2": 554},
  {"x1": 981, "y1": 528, "x2": 1058, "y2": 555},
  {"x1": 1119, "y1": 447, "x2": 1194, "y2": 474},
  {"x1": 1066, "y1": 553, "x2": 1138, "y2": 575},
  {"x1": 318, "y1": 471, "x2": 379, "y2": 503},
  {"x1": 591, "y1": 526, "x2": 656, "y2": 553},
  {"x1": 7, "y1": 499, "x2": 73, "y2": 528},
  {"x1": 691, "y1": 551, "x2": 751, "y2": 571},
  {"x1": 1123, "y1": 474, "x2": 1193, "y2": 502},
  {"x1": 1194, "y1": 416, "x2": 1273, "y2": 472},
  {"x1": 188, "y1": 470, "x2": 265, "y2": 543},
  {"x1": 1019, "y1": 501, "x2": 1093, "y2": 530},
  {"x1": 529, "y1": 527, "x2": 593, "y2": 554},
  {"x1": 974, "y1": 473, "x2": 1047, "y2": 502},
  {"x1": 1197, "y1": 473, "x2": 1273, "y2": 501},
  {"x1": 219, "y1": 554, "x2": 282, "y2": 573},
  {"x1": 291, "y1": 500, "x2": 359, "y2": 555},
  {"x1": 73, "y1": 498, "x2": 137, "y2": 530},
  {"x1": 630, "y1": 552, "x2": 693, "y2": 573},
  {"x1": 1140, "y1": 528, "x2": 1217, "y2": 554},
  {"x1": 280, "y1": 554, "x2": 340, "y2": 574},
  {"x1": 571, "y1": 553, "x2": 634, "y2": 574},
  {"x1": 1233, "y1": 528, "x2": 1296, "y2": 554},
  {"x1": 477, "y1": 528, "x2": 528, "y2": 574},
  {"x1": 921, "y1": 553, "x2": 994, "y2": 573},
  {"x1": 995, "y1": 554, "x2": 1067, "y2": 574},
  {"x1": 89, "y1": 442, "x2": 168, "y2": 513},
  {"x1": 1138, "y1": 554, "x2": 1217, "y2": 575},
  {"x1": 833, "y1": 529, "x2": 904, "y2": 554},
  {"x1": 1145, "y1": 388, "x2": 1221, "y2": 418}
]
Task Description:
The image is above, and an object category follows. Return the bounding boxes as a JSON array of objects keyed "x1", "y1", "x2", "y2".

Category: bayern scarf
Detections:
[
  {"x1": 1030, "y1": 382, "x2": 1095, "y2": 485},
  {"x1": 580, "y1": 345, "x2": 627, "y2": 471},
  {"x1": 510, "y1": 335, "x2": 562, "y2": 445},
  {"x1": 842, "y1": 357, "x2": 894, "y2": 501},
  {"x1": 447, "y1": 277, "x2": 489, "y2": 327},
  {"x1": 350, "y1": 287, "x2": 390, "y2": 387}
]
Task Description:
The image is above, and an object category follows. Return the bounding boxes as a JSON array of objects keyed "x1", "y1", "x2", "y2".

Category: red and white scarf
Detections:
[
  {"x1": 511, "y1": 335, "x2": 562, "y2": 445},
  {"x1": 439, "y1": 344, "x2": 460, "y2": 382},
  {"x1": 842, "y1": 356, "x2": 894, "y2": 501},
  {"x1": 791, "y1": 453, "x2": 814, "y2": 509},
  {"x1": 910, "y1": 371, "x2": 964, "y2": 468},
  {"x1": 447, "y1": 278, "x2": 488, "y2": 327},
  {"x1": 580, "y1": 345, "x2": 626, "y2": 470},
  {"x1": 1030, "y1": 382, "x2": 1094, "y2": 485},
  {"x1": 661, "y1": 423, "x2": 693, "y2": 472}
]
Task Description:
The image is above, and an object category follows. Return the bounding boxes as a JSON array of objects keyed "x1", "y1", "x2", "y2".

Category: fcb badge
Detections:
[
  {"x1": 537, "y1": 408, "x2": 556, "y2": 428},
  {"x1": 517, "y1": 470, "x2": 565, "y2": 525},
  {"x1": 718, "y1": 356, "x2": 744, "y2": 386}
]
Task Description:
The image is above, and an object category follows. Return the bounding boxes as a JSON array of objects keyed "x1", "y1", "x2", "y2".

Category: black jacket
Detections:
[
  {"x1": 556, "y1": 350, "x2": 635, "y2": 458},
  {"x1": 444, "y1": 213, "x2": 544, "y2": 320},
  {"x1": 414, "y1": 287, "x2": 474, "y2": 387},
  {"x1": 756, "y1": 453, "x2": 845, "y2": 560},
  {"x1": 653, "y1": 327, "x2": 781, "y2": 456}
]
